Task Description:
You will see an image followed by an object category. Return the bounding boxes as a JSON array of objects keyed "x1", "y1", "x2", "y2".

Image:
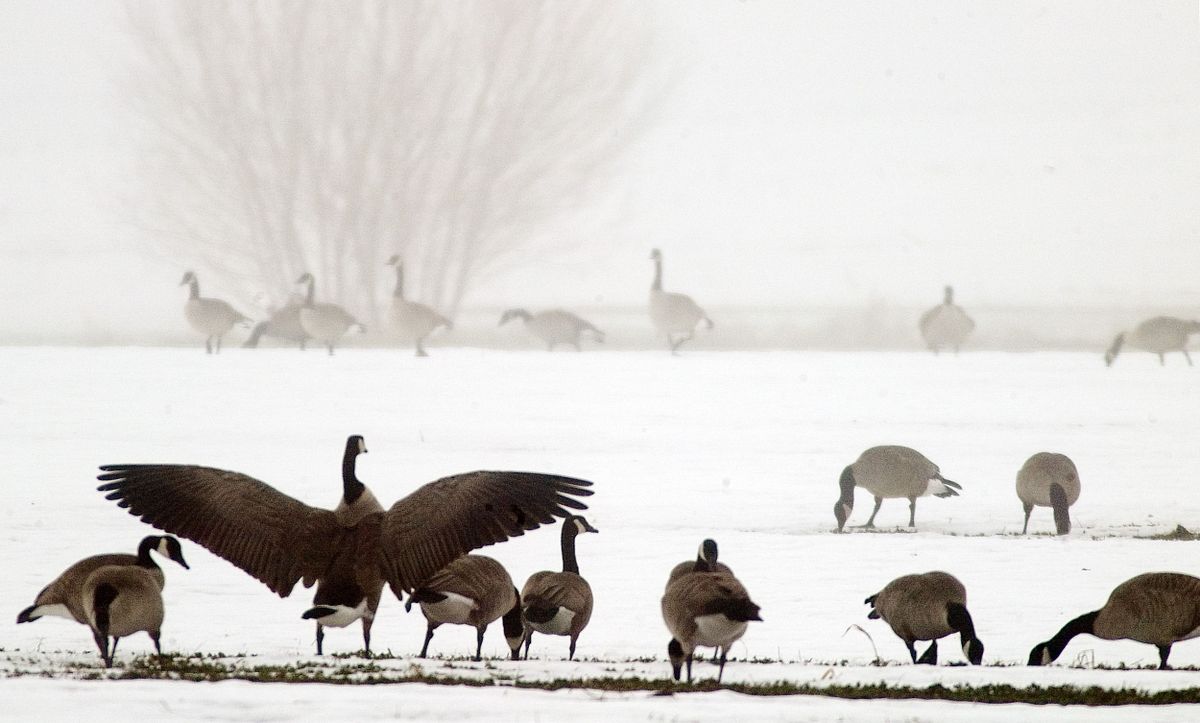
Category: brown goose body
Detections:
[
  {"x1": 499, "y1": 308, "x2": 604, "y2": 351},
  {"x1": 17, "y1": 535, "x2": 188, "y2": 626},
  {"x1": 97, "y1": 435, "x2": 592, "y2": 656},
  {"x1": 648, "y1": 248, "x2": 713, "y2": 354},
  {"x1": 1030, "y1": 572, "x2": 1200, "y2": 669},
  {"x1": 1105, "y1": 317, "x2": 1200, "y2": 366},
  {"x1": 82, "y1": 564, "x2": 165, "y2": 667},
  {"x1": 1016, "y1": 452, "x2": 1081, "y2": 535},
  {"x1": 865, "y1": 571, "x2": 983, "y2": 665},
  {"x1": 386, "y1": 256, "x2": 452, "y2": 357},
  {"x1": 294, "y1": 273, "x2": 364, "y2": 355},
  {"x1": 918, "y1": 286, "x2": 974, "y2": 354},
  {"x1": 520, "y1": 516, "x2": 598, "y2": 660},
  {"x1": 180, "y1": 271, "x2": 250, "y2": 354},
  {"x1": 834, "y1": 445, "x2": 962, "y2": 531},
  {"x1": 408, "y1": 554, "x2": 522, "y2": 660}
]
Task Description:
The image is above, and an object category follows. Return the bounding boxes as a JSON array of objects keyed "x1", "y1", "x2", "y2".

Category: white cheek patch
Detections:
[
  {"x1": 358, "y1": 438, "x2": 367, "y2": 454},
  {"x1": 574, "y1": 519, "x2": 586, "y2": 534},
  {"x1": 157, "y1": 539, "x2": 171, "y2": 556}
]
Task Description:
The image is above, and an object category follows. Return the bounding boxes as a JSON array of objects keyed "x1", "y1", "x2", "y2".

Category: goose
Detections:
[
  {"x1": 665, "y1": 538, "x2": 736, "y2": 665},
  {"x1": 1104, "y1": 316, "x2": 1200, "y2": 366},
  {"x1": 83, "y1": 564, "x2": 167, "y2": 667},
  {"x1": 295, "y1": 273, "x2": 365, "y2": 356},
  {"x1": 180, "y1": 271, "x2": 251, "y2": 354},
  {"x1": 498, "y1": 308, "x2": 605, "y2": 351},
  {"x1": 648, "y1": 248, "x2": 713, "y2": 354},
  {"x1": 864, "y1": 571, "x2": 983, "y2": 665},
  {"x1": 834, "y1": 445, "x2": 962, "y2": 532},
  {"x1": 1029, "y1": 572, "x2": 1200, "y2": 670},
  {"x1": 405, "y1": 554, "x2": 523, "y2": 661},
  {"x1": 519, "y1": 515, "x2": 598, "y2": 660},
  {"x1": 17, "y1": 535, "x2": 188, "y2": 627},
  {"x1": 918, "y1": 285, "x2": 974, "y2": 354},
  {"x1": 385, "y1": 255, "x2": 452, "y2": 357},
  {"x1": 243, "y1": 292, "x2": 310, "y2": 350},
  {"x1": 1016, "y1": 452, "x2": 1080, "y2": 535},
  {"x1": 662, "y1": 539, "x2": 762, "y2": 683},
  {"x1": 96, "y1": 435, "x2": 592, "y2": 657}
]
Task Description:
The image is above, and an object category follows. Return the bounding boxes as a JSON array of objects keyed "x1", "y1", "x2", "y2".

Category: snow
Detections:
[{"x1": 4, "y1": 347, "x2": 1200, "y2": 720}]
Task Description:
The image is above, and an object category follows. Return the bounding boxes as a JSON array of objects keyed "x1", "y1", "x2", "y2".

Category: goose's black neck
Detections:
[
  {"x1": 652, "y1": 258, "x2": 663, "y2": 291},
  {"x1": 342, "y1": 440, "x2": 365, "y2": 504},
  {"x1": 838, "y1": 466, "x2": 856, "y2": 505},
  {"x1": 135, "y1": 537, "x2": 164, "y2": 570},
  {"x1": 561, "y1": 522, "x2": 580, "y2": 574},
  {"x1": 303, "y1": 276, "x2": 316, "y2": 306},
  {"x1": 392, "y1": 264, "x2": 405, "y2": 300},
  {"x1": 187, "y1": 278, "x2": 200, "y2": 300},
  {"x1": 1047, "y1": 610, "x2": 1099, "y2": 659}
]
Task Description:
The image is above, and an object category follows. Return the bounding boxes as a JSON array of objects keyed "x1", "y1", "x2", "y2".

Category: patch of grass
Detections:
[{"x1": 1140, "y1": 525, "x2": 1200, "y2": 541}]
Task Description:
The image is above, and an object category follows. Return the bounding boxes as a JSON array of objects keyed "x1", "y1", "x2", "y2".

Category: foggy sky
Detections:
[{"x1": 1, "y1": 1, "x2": 1197, "y2": 340}]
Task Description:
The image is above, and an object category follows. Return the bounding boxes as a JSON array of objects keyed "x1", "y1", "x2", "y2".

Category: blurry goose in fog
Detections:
[
  {"x1": 405, "y1": 554, "x2": 524, "y2": 661},
  {"x1": 865, "y1": 571, "x2": 983, "y2": 665},
  {"x1": 834, "y1": 445, "x2": 962, "y2": 532},
  {"x1": 1029, "y1": 572, "x2": 1200, "y2": 670},
  {"x1": 520, "y1": 515, "x2": 598, "y2": 660},
  {"x1": 180, "y1": 271, "x2": 250, "y2": 354},
  {"x1": 649, "y1": 248, "x2": 713, "y2": 354},
  {"x1": 1104, "y1": 316, "x2": 1200, "y2": 367},
  {"x1": 919, "y1": 286, "x2": 974, "y2": 354},
  {"x1": 499, "y1": 308, "x2": 604, "y2": 351},
  {"x1": 385, "y1": 255, "x2": 452, "y2": 357},
  {"x1": 97, "y1": 435, "x2": 593, "y2": 657},
  {"x1": 1016, "y1": 452, "x2": 1080, "y2": 535},
  {"x1": 243, "y1": 291, "x2": 310, "y2": 350},
  {"x1": 296, "y1": 273, "x2": 365, "y2": 356}
]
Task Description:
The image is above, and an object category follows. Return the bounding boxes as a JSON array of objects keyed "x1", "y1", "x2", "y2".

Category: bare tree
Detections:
[{"x1": 123, "y1": 0, "x2": 665, "y2": 321}]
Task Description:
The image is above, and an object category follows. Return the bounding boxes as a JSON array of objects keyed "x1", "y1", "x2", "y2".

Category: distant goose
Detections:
[
  {"x1": 919, "y1": 285, "x2": 975, "y2": 354},
  {"x1": 865, "y1": 571, "x2": 983, "y2": 665},
  {"x1": 1105, "y1": 316, "x2": 1200, "y2": 366},
  {"x1": 834, "y1": 445, "x2": 962, "y2": 532},
  {"x1": 499, "y1": 308, "x2": 605, "y2": 351},
  {"x1": 180, "y1": 271, "x2": 251, "y2": 354},
  {"x1": 83, "y1": 564, "x2": 168, "y2": 668},
  {"x1": 1016, "y1": 452, "x2": 1080, "y2": 535},
  {"x1": 385, "y1": 255, "x2": 452, "y2": 357},
  {"x1": 296, "y1": 272, "x2": 365, "y2": 356},
  {"x1": 1029, "y1": 572, "x2": 1200, "y2": 670},
  {"x1": 97, "y1": 435, "x2": 592, "y2": 657},
  {"x1": 648, "y1": 248, "x2": 713, "y2": 354},
  {"x1": 662, "y1": 538, "x2": 762, "y2": 683},
  {"x1": 17, "y1": 535, "x2": 188, "y2": 627},
  {"x1": 405, "y1": 554, "x2": 523, "y2": 661},
  {"x1": 243, "y1": 292, "x2": 310, "y2": 350},
  {"x1": 519, "y1": 515, "x2": 598, "y2": 660}
]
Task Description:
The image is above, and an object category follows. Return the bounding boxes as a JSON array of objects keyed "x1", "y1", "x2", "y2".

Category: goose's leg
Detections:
[
  {"x1": 474, "y1": 625, "x2": 486, "y2": 662},
  {"x1": 1184, "y1": 350, "x2": 1194, "y2": 366},
  {"x1": 92, "y1": 630, "x2": 109, "y2": 666},
  {"x1": 568, "y1": 635, "x2": 578, "y2": 661},
  {"x1": 917, "y1": 639, "x2": 938, "y2": 665},
  {"x1": 861, "y1": 496, "x2": 884, "y2": 528},
  {"x1": 361, "y1": 616, "x2": 374, "y2": 657},
  {"x1": 522, "y1": 630, "x2": 533, "y2": 660},
  {"x1": 299, "y1": 338, "x2": 307, "y2": 351},
  {"x1": 1022, "y1": 502, "x2": 1034, "y2": 534},
  {"x1": 1158, "y1": 352, "x2": 1166, "y2": 366},
  {"x1": 905, "y1": 641, "x2": 918, "y2": 663},
  {"x1": 327, "y1": 343, "x2": 335, "y2": 356},
  {"x1": 1159, "y1": 644, "x2": 1173, "y2": 670},
  {"x1": 716, "y1": 647, "x2": 728, "y2": 684},
  {"x1": 685, "y1": 652, "x2": 694, "y2": 683},
  {"x1": 315, "y1": 622, "x2": 325, "y2": 655},
  {"x1": 150, "y1": 631, "x2": 161, "y2": 655},
  {"x1": 671, "y1": 331, "x2": 695, "y2": 354},
  {"x1": 205, "y1": 337, "x2": 213, "y2": 354},
  {"x1": 419, "y1": 622, "x2": 436, "y2": 658},
  {"x1": 908, "y1": 497, "x2": 917, "y2": 527},
  {"x1": 216, "y1": 335, "x2": 222, "y2": 354},
  {"x1": 416, "y1": 338, "x2": 428, "y2": 357}
]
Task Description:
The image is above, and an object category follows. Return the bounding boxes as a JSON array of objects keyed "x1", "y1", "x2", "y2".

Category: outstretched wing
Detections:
[
  {"x1": 97, "y1": 464, "x2": 338, "y2": 597},
  {"x1": 378, "y1": 471, "x2": 592, "y2": 596}
]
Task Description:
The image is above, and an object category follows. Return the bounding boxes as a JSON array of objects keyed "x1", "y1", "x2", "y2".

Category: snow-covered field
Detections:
[{"x1": 4, "y1": 347, "x2": 1200, "y2": 720}]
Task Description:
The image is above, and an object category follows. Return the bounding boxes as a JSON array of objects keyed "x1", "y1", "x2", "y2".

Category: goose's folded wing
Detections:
[
  {"x1": 378, "y1": 471, "x2": 592, "y2": 596},
  {"x1": 97, "y1": 464, "x2": 338, "y2": 597}
]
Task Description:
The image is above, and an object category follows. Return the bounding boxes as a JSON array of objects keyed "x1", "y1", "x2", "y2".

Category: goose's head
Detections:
[
  {"x1": 963, "y1": 636, "x2": 984, "y2": 665},
  {"x1": 943, "y1": 285, "x2": 955, "y2": 304},
  {"x1": 667, "y1": 639, "x2": 685, "y2": 680},
  {"x1": 179, "y1": 271, "x2": 196, "y2": 286},
  {"x1": 499, "y1": 308, "x2": 530, "y2": 326},
  {"x1": 649, "y1": 248, "x2": 662, "y2": 262},
  {"x1": 1187, "y1": 320, "x2": 1200, "y2": 334},
  {"x1": 698, "y1": 538, "x2": 718, "y2": 565},
  {"x1": 296, "y1": 272, "x2": 314, "y2": 285},
  {"x1": 345, "y1": 434, "x2": 368, "y2": 457},
  {"x1": 385, "y1": 254, "x2": 402, "y2": 268},
  {"x1": 156, "y1": 535, "x2": 190, "y2": 569},
  {"x1": 567, "y1": 514, "x2": 599, "y2": 536}
]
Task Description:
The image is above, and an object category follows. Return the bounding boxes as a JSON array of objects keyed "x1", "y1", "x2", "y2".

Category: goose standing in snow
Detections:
[
  {"x1": 834, "y1": 445, "x2": 962, "y2": 531},
  {"x1": 180, "y1": 271, "x2": 251, "y2": 354},
  {"x1": 1104, "y1": 316, "x2": 1200, "y2": 366},
  {"x1": 919, "y1": 285, "x2": 974, "y2": 354},
  {"x1": 295, "y1": 273, "x2": 365, "y2": 356},
  {"x1": 648, "y1": 248, "x2": 713, "y2": 354},
  {"x1": 865, "y1": 571, "x2": 983, "y2": 665},
  {"x1": 243, "y1": 291, "x2": 310, "y2": 350},
  {"x1": 519, "y1": 515, "x2": 598, "y2": 660},
  {"x1": 1029, "y1": 573, "x2": 1200, "y2": 670},
  {"x1": 498, "y1": 308, "x2": 604, "y2": 351},
  {"x1": 1016, "y1": 452, "x2": 1080, "y2": 535},
  {"x1": 82, "y1": 564, "x2": 167, "y2": 668},
  {"x1": 662, "y1": 538, "x2": 762, "y2": 683},
  {"x1": 385, "y1": 255, "x2": 452, "y2": 357},
  {"x1": 97, "y1": 435, "x2": 593, "y2": 657},
  {"x1": 405, "y1": 554, "x2": 523, "y2": 661}
]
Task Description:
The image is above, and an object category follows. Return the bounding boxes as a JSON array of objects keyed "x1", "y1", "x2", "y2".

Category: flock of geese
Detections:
[{"x1": 16, "y1": 436, "x2": 1200, "y2": 679}]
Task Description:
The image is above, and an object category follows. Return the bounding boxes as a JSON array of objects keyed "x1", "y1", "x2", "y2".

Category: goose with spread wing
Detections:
[{"x1": 96, "y1": 435, "x2": 593, "y2": 656}]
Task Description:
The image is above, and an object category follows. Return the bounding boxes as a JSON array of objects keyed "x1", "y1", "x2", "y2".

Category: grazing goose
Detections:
[
  {"x1": 918, "y1": 286, "x2": 975, "y2": 354},
  {"x1": 405, "y1": 554, "x2": 523, "y2": 661},
  {"x1": 1029, "y1": 572, "x2": 1200, "y2": 670},
  {"x1": 865, "y1": 571, "x2": 983, "y2": 665},
  {"x1": 834, "y1": 445, "x2": 962, "y2": 532},
  {"x1": 243, "y1": 292, "x2": 310, "y2": 350},
  {"x1": 519, "y1": 515, "x2": 598, "y2": 660},
  {"x1": 648, "y1": 248, "x2": 713, "y2": 354},
  {"x1": 498, "y1": 308, "x2": 605, "y2": 351},
  {"x1": 1016, "y1": 452, "x2": 1080, "y2": 535},
  {"x1": 386, "y1": 255, "x2": 452, "y2": 357},
  {"x1": 17, "y1": 535, "x2": 188, "y2": 626},
  {"x1": 97, "y1": 435, "x2": 592, "y2": 657},
  {"x1": 180, "y1": 271, "x2": 250, "y2": 354},
  {"x1": 83, "y1": 564, "x2": 166, "y2": 668},
  {"x1": 662, "y1": 539, "x2": 762, "y2": 683},
  {"x1": 295, "y1": 273, "x2": 365, "y2": 356},
  {"x1": 1104, "y1": 316, "x2": 1200, "y2": 366}
]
